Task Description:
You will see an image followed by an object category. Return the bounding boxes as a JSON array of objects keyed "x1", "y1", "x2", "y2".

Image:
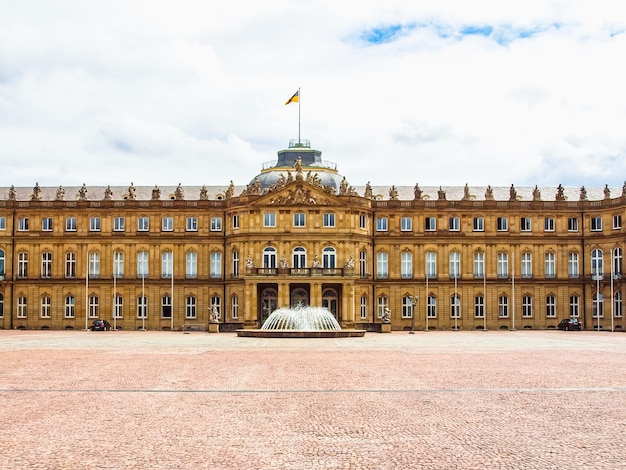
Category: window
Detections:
[
  {"x1": 114, "y1": 295, "x2": 123, "y2": 318},
  {"x1": 377, "y1": 252, "x2": 388, "y2": 279},
  {"x1": 323, "y1": 213, "x2": 335, "y2": 228},
  {"x1": 42, "y1": 217, "x2": 53, "y2": 231},
  {"x1": 210, "y1": 217, "x2": 222, "y2": 231},
  {"x1": 522, "y1": 295, "x2": 533, "y2": 318},
  {"x1": 186, "y1": 296, "x2": 197, "y2": 319},
  {"x1": 18, "y1": 252, "x2": 28, "y2": 278},
  {"x1": 162, "y1": 295, "x2": 172, "y2": 318},
  {"x1": 449, "y1": 217, "x2": 460, "y2": 231},
  {"x1": 231, "y1": 250, "x2": 239, "y2": 278},
  {"x1": 425, "y1": 217, "x2": 436, "y2": 231},
  {"x1": 568, "y1": 217, "x2": 578, "y2": 232},
  {"x1": 591, "y1": 217, "x2": 602, "y2": 232},
  {"x1": 474, "y1": 252, "x2": 484, "y2": 279},
  {"x1": 210, "y1": 296, "x2": 221, "y2": 319},
  {"x1": 400, "y1": 217, "x2": 412, "y2": 232},
  {"x1": 450, "y1": 294, "x2": 460, "y2": 318},
  {"x1": 568, "y1": 252, "x2": 579, "y2": 278},
  {"x1": 292, "y1": 247, "x2": 306, "y2": 269},
  {"x1": 0, "y1": 217, "x2": 5, "y2": 230},
  {"x1": 114, "y1": 217, "x2": 125, "y2": 232},
  {"x1": 613, "y1": 215, "x2": 622, "y2": 230},
  {"x1": 137, "y1": 296, "x2": 147, "y2": 318},
  {"x1": 359, "y1": 214, "x2": 367, "y2": 229},
  {"x1": 264, "y1": 212, "x2": 276, "y2": 227},
  {"x1": 497, "y1": 252, "x2": 508, "y2": 278},
  {"x1": 359, "y1": 251, "x2": 367, "y2": 278},
  {"x1": 569, "y1": 295, "x2": 579, "y2": 317},
  {"x1": 138, "y1": 217, "x2": 149, "y2": 232},
  {"x1": 427, "y1": 296, "x2": 437, "y2": 318},
  {"x1": 263, "y1": 247, "x2": 277, "y2": 269},
  {"x1": 186, "y1": 217, "x2": 198, "y2": 232},
  {"x1": 17, "y1": 296, "x2": 27, "y2": 318},
  {"x1": 232, "y1": 214, "x2": 240, "y2": 229},
  {"x1": 402, "y1": 296, "x2": 414, "y2": 318},
  {"x1": 545, "y1": 252, "x2": 555, "y2": 278},
  {"x1": 137, "y1": 251, "x2": 148, "y2": 278},
  {"x1": 376, "y1": 217, "x2": 388, "y2": 231},
  {"x1": 520, "y1": 217, "x2": 531, "y2": 232},
  {"x1": 591, "y1": 249, "x2": 603, "y2": 278},
  {"x1": 497, "y1": 217, "x2": 508, "y2": 232},
  {"x1": 89, "y1": 295, "x2": 99, "y2": 318},
  {"x1": 18, "y1": 217, "x2": 29, "y2": 231},
  {"x1": 0, "y1": 249, "x2": 4, "y2": 279},
  {"x1": 521, "y1": 253, "x2": 532, "y2": 278},
  {"x1": 65, "y1": 252, "x2": 76, "y2": 278},
  {"x1": 210, "y1": 252, "x2": 222, "y2": 278},
  {"x1": 65, "y1": 295, "x2": 75, "y2": 318},
  {"x1": 612, "y1": 248, "x2": 622, "y2": 277},
  {"x1": 293, "y1": 213, "x2": 306, "y2": 227},
  {"x1": 162, "y1": 217, "x2": 173, "y2": 232},
  {"x1": 231, "y1": 295, "x2": 239, "y2": 319},
  {"x1": 323, "y1": 247, "x2": 336, "y2": 269},
  {"x1": 360, "y1": 296, "x2": 367, "y2": 319},
  {"x1": 186, "y1": 252, "x2": 197, "y2": 278},
  {"x1": 40, "y1": 295, "x2": 51, "y2": 318},
  {"x1": 65, "y1": 217, "x2": 77, "y2": 231},
  {"x1": 473, "y1": 217, "x2": 484, "y2": 232},
  {"x1": 377, "y1": 296, "x2": 388, "y2": 319},
  {"x1": 499, "y1": 295, "x2": 509, "y2": 318},
  {"x1": 544, "y1": 217, "x2": 555, "y2": 232},
  {"x1": 426, "y1": 252, "x2": 437, "y2": 279},
  {"x1": 162, "y1": 251, "x2": 173, "y2": 278},
  {"x1": 474, "y1": 295, "x2": 484, "y2": 318},
  {"x1": 449, "y1": 252, "x2": 460, "y2": 279},
  {"x1": 89, "y1": 252, "x2": 100, "y2": 279},
  {"x1": 90, "y1": 217, "x2": 101, "y2": 232},
  {"x1": 592, "y1": 292, "x2": 603, "y2": 318},
  {"x1": 614, "y1": 291, "x2": 622, "y2": 318},
  {"x1": 41, "y1": 252, "x2": 52, "y2": 278},
  {"x1": 401, "y1": 252, "x2": 412, "y2": 279},
  {"x1": 546, "y1": 295, "x2": 556, "y2": 317},
  {"x1": 114, "y1": 252, "x2": 124, "y2": 279}
]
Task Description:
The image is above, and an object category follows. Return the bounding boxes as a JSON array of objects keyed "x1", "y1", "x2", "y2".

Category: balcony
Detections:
[{"x1": 246, "y1": 267, "x2": 351, "y2": 277}]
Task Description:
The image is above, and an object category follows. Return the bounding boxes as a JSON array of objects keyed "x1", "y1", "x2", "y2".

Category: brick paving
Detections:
[{"x1": 0, "y1": 330, "x2": 625, "y2": 469}]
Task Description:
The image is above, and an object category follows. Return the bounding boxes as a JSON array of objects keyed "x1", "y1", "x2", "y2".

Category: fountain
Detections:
[{"x1": 236, "y1": 306, "x2": 365, "y2": 338}]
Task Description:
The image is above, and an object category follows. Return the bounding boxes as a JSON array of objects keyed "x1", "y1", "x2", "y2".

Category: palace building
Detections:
[{"x1": 0, "y1": 139, "x2": 624, "y2": 332}]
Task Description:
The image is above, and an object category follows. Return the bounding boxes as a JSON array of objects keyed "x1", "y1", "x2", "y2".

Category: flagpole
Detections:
[
  {"x1": 85, "y1": 248, "x2": 89, "y2": 330},
  {"x1": 298, "y1": 87, "x2": 301, "y2": 144},
  {"x1": 171, "y1": 252, "x2": 174, "y2": 332}
]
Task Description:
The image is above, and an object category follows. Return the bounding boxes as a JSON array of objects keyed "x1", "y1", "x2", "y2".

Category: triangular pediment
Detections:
[{"x1": 252, "y1": 180, "x2": 346, "y2": 206}]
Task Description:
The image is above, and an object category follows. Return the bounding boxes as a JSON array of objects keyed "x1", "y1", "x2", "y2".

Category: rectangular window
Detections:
[
  {"x1": 474, "y1": 296, "x2": 484, "y2": 318},
  {"x1": 18, "y1": 218, "x2": 29, "y2": 231},
  {"x1": 186, "y1": 217, "x2": 198, "y2": 232},
  {"x1": 114, "y1": 295, "x2": 123, "y2": 318},
  {"x1": 497, "y1": 217, "x2": 508, "y2": 232},
  {"x1": 162, "y1": 296, "x2": 172, "y2": 319},
  {"x1": 89, "y1": 295, "x2": 99, "y2": 318},
  {"x1": 210, "y1": 252, "x2": 222, "y2": 278},
  {"x1": 186, "y1": 296, "x2": 197, "y2": 319},
  {"x1": 377, "y1": 253, "x2": 388, "y2": 279},
  {"x1": 359, "y1": 251, "x2": 367, "y2": 278},
  {"x1": 522, "y1": 295, "x2": 533, "y2": 318},
  {"x1": 377, "y1": 296, "x2": 388, "y2": 319},
  {"x1": 473, "y1": 217, "x2": 484, "y2": 232},
  {"x1": 89, "y1": 252, "x2": 100, "y2": 279},
  {"x1": 232, "y1": 214, "x2": 240, "y2": 229},
  {"x1": 521, "y1": 253, "x2": 532, "y2": 278},
  {"x1": 18, "y1": 253, "x2": 28, "y2": 278},
  {"x1": 402, "y1": 296, "x2": 414, "y2": 319},
  {"x1": 568, "y1": 252, "x2": 579, "y2": 278},
  {"x1": 293, "y1": 213, "x2": 306, "y2": 227},
  {"x1": 450, "y1": 295, "x2": 460, "y2": 318},
  {"x1": 0, "y1": 216, "x2": 5, "y2": 230},
  {"x1": 568, "y1": 217, "x2": 578, "y2": 232},
  {"x1": 65, "y1": 217, "x2": 77, "y2": 231},
  {"x1": 114, "y1": 252, "x2": 124, "y2": 279},
  {"x1": 425, "y1": 217, "x2": 436, "y2": 231},
  {"x1": 360, "y1": 296, "x2": 367, "y2": 319},
  {"x1": 613, "y1": 215, "x2": 622, "y2": 230},
  {"x1": 138, "y1": 217, "x2": 149, "y2": 232},
  {"x1": 137, "y1": 252, "x2": 148, "y2": 278},
  {"x1": 497, "y1": 253, "x2": 509, "y2": 278},
  {"x1": 427, "y1": 296, "x2": 437, "y2": 318},
  {"x1": 40, "y1": 296, "x2": 51, "y2": 318},
  {"x1": 210, "y1": 217, "x2": 222, "y2": 231},
  {"x1": 17, "y1": 296, "x2": 27, "y2": 318},
  {"x1": 449, "y1": 217, "x2": 460, "y2": 232},
  {"x1": 474, "y1": 252, "x2": 484, "y2": 279},
  {"x1": 42, "y1": 217, "x2": 53, "y2": 231},
  {"x1": 498, "y1": 296, "x2": 509, "y2": 318},
  {"x1": 137, "y1": 296, "x2": 147, "y2": 318},
  {"x1": 400, "y1": 217, "x2": 412, "y2": 232},
  {"x1": 426, "y1": 252, "x2": 437, "y2": 279},
  {"x1": 569, "y1": 295, "x2": 579, "y2": 317},
  {"x1": 232, "y1": 295, "x2": 239, "y2": 319},
  {"x1": 591, "y1": 217, "x2": 602, "y2": 232},
  {"x1": 162, "y1": 217, "x2": 174, "y2": 232},
  {"x1": 264, "y1": 213, "x2": 276, "y2": 227},
  {"x1": 186, "y1": 252, "x2": 197, "y2": 279},
  {"x1": 323, "y1": 213, "x2": 335, "y2": 227},
  {"x1": 65, "y1": 253, "x2": 76, "y2": 278},
  {"x1": 90, "y1": 217, "x2": 101, "y2": 232},
  {"x1": 544, "y1": 217, "x2": 555, "y2": 232},
  {"x1": 376, "y1": 217, "x2": 388, "y2": 232},
  {"x1": 401, "y1": 252, "x2": 412, "y2": 279},
  {"x1": 449, "y1": 252, "x2": 460, "y2": 279},
  {"x1": 41, "y1": 253, "x2": 52, "y2": 279},
  {"x1": 161, "y1": 252, "x2": 173, "y2": 279},
  {"x1": 114, "y1": 217, "x2": 125, "y2": 232},
  {"x1": 546, "y1": 295, "x2": 556, "y2": 318},
  {"x1": 232, "y1": 251, "x2": 239, "y2": 278},
  {"x1": 359, "y1": 214, "x2": 367, "y2": 229},
  {"x1": 520, "y1": 217, "x2": 531, "y2": 232},
  {"x1": 65, "y1": 296, "x2": 75, "y2": 318},
  {"x1": 545, "y1": 253, "x2": 556, "y2": 278}
]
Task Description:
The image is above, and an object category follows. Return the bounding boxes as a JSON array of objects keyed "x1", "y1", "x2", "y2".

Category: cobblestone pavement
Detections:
[{"x1": 0, "y1": 330, "x2": 625, "y2": 469}]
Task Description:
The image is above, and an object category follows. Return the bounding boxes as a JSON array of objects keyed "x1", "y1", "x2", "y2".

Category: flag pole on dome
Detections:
[{"x1": 285, "y1": 88, "x2": 301, "y2": 144}]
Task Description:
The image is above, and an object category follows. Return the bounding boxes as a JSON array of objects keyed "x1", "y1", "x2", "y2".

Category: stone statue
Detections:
[
  {"x1": 579, "y1": 186, "x2": 587, "y2": 201},
  {"x1": 556, "y1": 184, "x2": 565, "y2": 201},
  {"x1": 312, "y1": 255, "x2": 321, "y2": 268},
  {"x1": 339, "y1": 177, "x2": 348, "y2": 195},
  {"x1": 225, "y1": 180, "x2": 235, "y2": 199},
  {"x1": 175, "y1": 183, "x2": 184, "y2": 200},
  {"x1": 413, "y1": 183, "x2": 422, "y2": 200},
  {"x1": 389, "y1": 185, "x2": 398, "y2": 200},
  {"x1": 279, "y1": 256, "x2": 288, "y2": 268},
  {"x1": 437, "y1": 186, "x2": 446, "y2": 200},
  {"x1": 78, "y1": 184, "x2": 88, "y2": 201},
  {"x1": 382, "y1": 308, "x2": 391, "y2": 324},
  {"x1": 151, "y1": 185, "x2": 161, "y2": 200},
  {"x1": 485, "y1": 185, "x2": 494, "y2": 200},
  {"x1": 246, "y1": 256, "x2": 255, "y2": 268},
  {"x1": 209, "y1": 305, "x2": 220, "y2": 323},
  {"x1": 344, "y1": 256, "x2": 355, "y2": 269},
  {"x1": 463, "y1": 184, "x2": 471, "y2": 200},
  {"x1": 532, "y1": 185, "x2": 541, "y2": 201},
  {"x1": 509, "y1": 184, "x2": 517, "y2": 201},
  {"x1": 200, "y1": 185, "x2": 209, "y2": 200},
  {"x1": 127, "y1": 183, "x2": 136, "y2": 200},
  {"x1": 55, "y1": 186, "x2": 65, "y2": 201},
  {"x1": 622, "y1": 181, "x2": 626, "y2": 197},
  {"x1": 604, "y1": 184, "x2": 611, "y2": 199},
  {"x1": 31, "y1": 182, "x2": 41, "y2": 201},
  {"x1": 8, "y1": 186, "x2": 16, "y2": 201},
  {"x1": 364, "y1": 182, "x2": 373, "y2": 199},
  {"x1": 103, "y1": 186, "x2": 113, "y2": 200}
]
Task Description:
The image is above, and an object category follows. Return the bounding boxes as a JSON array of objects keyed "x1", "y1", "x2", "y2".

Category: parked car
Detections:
[
  {"x1": 557, "y1": 318, "x2": 581, "y2": 331},
  {"x1": 91, "y1": 319, "x2": 112, "y2": 331}
]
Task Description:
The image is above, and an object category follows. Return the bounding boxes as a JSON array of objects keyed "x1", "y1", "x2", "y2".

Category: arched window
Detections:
[
  {"x1": 292, "y1": 246, "x2": 306, "y2": 269},
  {"x1": 322, "y1": 247, "x2": 336, "y2": 269},
  {"x1": 263, "y1": 247, "x2": 277, "y2": 269},
  {"x1": 261, "y1": 288, "x2": 277, "y2": 322}
]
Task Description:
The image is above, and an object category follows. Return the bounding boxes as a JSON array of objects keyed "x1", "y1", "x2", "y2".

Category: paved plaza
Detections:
[{"x1": 0, "y1": 329, "x2": 625, "y2": 469}]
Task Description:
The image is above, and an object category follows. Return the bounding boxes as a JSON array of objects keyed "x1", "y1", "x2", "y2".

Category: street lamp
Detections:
[{"x1": 409, "y1": 295, "x2": 418, "y2": 334}]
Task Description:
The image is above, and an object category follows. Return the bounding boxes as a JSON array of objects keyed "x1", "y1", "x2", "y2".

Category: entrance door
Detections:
[
  {"x1": 290, "y1": 287, "x2": 309, "y2": 308},
  {"x1": 322, "y1": 288, "x2": 339, "y2": 318},
  {"x1": 260, "y1": 288, "x2": 278, "y2": 323}
]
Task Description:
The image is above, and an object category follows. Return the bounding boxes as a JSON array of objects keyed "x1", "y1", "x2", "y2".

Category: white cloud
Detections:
[{"x1": 2, "y1": 0, "x2": 626, "y2": 189}]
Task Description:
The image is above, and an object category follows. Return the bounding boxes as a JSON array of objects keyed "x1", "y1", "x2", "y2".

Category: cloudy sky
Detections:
[{"x1": 2, "y1": 1, "x2": 626, "y2": 189}]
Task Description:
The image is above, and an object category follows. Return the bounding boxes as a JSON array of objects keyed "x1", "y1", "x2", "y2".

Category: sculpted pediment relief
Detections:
[{"x1": 263, "y1": 181, "x2": 333, "y2": 206}]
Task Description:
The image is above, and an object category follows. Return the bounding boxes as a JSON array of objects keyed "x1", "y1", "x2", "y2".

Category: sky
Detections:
[{"x1": 2, "y1": 0, "x2": 626, "y2": 189}]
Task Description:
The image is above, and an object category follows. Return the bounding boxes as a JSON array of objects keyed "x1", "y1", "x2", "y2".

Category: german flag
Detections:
[{"x1": 285, "y1": 90, "x2": 299, "y2": 105}]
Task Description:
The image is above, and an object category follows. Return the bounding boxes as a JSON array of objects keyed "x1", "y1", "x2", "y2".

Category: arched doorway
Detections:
[
  {"x1": 322, "y1": 288, "x2": 339, "y2": 318},
  {"x1": 260, "y1": 287, "x2": 278, "y2": 323},
  {"x1": 290, "y1": 287, "x2": 309, "y2": 307}
]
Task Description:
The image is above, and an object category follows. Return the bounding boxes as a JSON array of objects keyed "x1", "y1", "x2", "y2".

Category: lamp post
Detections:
[{"x1": 409, "y1": 295, "x2": 418, "y2": 334}]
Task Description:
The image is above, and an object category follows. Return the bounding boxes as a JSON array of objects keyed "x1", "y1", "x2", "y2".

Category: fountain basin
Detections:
[{"x1": 237, "y1": 329, "x2": 365, "y2": 338}]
